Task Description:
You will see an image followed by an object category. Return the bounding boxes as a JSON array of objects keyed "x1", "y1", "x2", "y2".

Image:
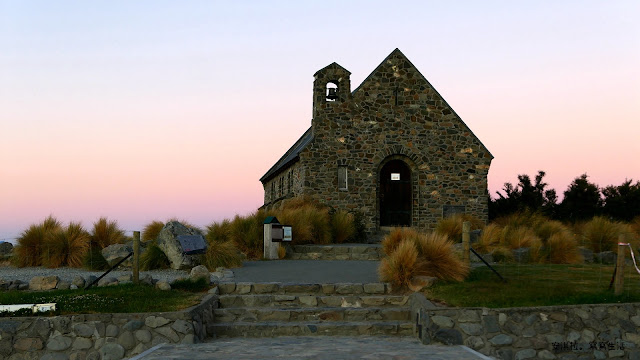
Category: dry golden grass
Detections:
[
  {"x1": 435, "y1": 214, "x2": 484, "y2": 242},
  {"x1": 579, "y1": 216, "x2": 625, "y2": 253},
  {"x1": 494, "y1": 211, "x2": 548, "y2": 229},
  {"x1": 475, "y1": 224, "x2": 503, "y2": 253},
  {"x1": 490, "y1": 246, "x2": 515, "y2": 263},
  {"x1": 91, "y1": 217, "x2": 125, "y2": 249},
  {"x1": 229, "y1": 210, "x2": 267, "y2": 259},
  {"x1": 279, "y1": 195, "x2": 324, "y2": 210},
  {"x1": 379, "y1": 240, "x2": 425, "y2": 288},
  {"x1": 202, "y1": 240, "x2": 243, "y2": 270},
  {"x1": 140, "y1": 243, "x2": 170, "y2": 270},
  {"x1": 277, "y1": 246, "x2": 287, "y2": 259},
  {"x1": 206, "y1": 219, "x2": 232, "y2": 244},
  {"x1": 382, "y1": 228, "x2": 419, "y2": 255},
  {"x1": 142, "y1": 221, "x2": 164, "y2": 243},
  {"x1": 413, "y1": 232, "x2": 469, "y2": 281},
  {"x1": 277, "y1": 205, "x2": 331, "y2": 245},
  {"x1": 631, "y1": 216, "x2": 640, "y2": 238},
  {"x1": 331, "y1": 210, "x2": 356, "y2": 243},
  {"x1": 42, "y1": 222, "x2": 90, "y2": 268},
  {"x1": 546, "y1": 232, "x2": 583, "y2": 264},
  {"x1": 13, "y1": 216, "x2": 62, "y2": 267},
  {"x1": 501, "y1": 226, "x2": 542, "y2": 250}
]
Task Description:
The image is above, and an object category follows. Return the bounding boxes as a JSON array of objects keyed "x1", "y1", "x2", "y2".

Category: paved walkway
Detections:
[
  {"x1": 133, "y1": 336, "x2": 493, "y2": 360},
  {"x1": 229, "y1": 260, "x2": 380, "y2": 283}
]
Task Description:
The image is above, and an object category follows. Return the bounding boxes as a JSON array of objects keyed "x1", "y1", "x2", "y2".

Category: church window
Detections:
[
  {"x1": 338, "y1": 165, "x2": 348, "y2": 190},
  {"x1": 279, "y1": 177, "x2": 283, "y2": 197},
  {"x1": 270, "y1": 182, "x2": 275, "y2": 202},
  {"x1": 288, "y1": 171, "x2": 292, "y2": 194}
]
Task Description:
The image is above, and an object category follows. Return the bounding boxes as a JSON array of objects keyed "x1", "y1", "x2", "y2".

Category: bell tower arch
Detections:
[{"x1": 312, "y1": 62, "x2": 351, "y2": 120}]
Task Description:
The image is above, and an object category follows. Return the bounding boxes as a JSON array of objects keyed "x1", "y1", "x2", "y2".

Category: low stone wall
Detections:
[
  {"x1": 0, "y1": 293, "x2": 218, "y2": 360},
  {"x1": 410, "y1": 294, "x2": 640, "y2": 360}
]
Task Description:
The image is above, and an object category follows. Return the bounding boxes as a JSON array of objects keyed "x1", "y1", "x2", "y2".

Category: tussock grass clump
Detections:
[
  {"x1": 579, "y1": 216, "x2": 625, "y2": 253},
  {"x1": 42, "y1": 222, "x2": 90, "y2": 268},
  {"x1": 493, "y1": 211, "x2": 548, "y2": 229},
  {"x1": 13, "y1": 216, "x2": 62, "y2": 267},
  {"x1": 142, "y1": 221, "x2": 164, "y2": 243},
  {"x1": 475, "y1": 224, "x2": 503, "y2": 254},
  {"x1": 330, "y1": 210, "x2": 355, "y2": 244},
  {"x1": 380, "y1": 228, "x2": 468, "y2": 288},
  {"x1": 435, "y1": 214, "x2": 484, "y2": 242},
  {"x1": 546, "y1": 233, "x2": 583, "y2": 264},
  {"x1": 140, "y1": 243, "x2": 170, "y2": 270},
  {"x1": 170, "y1": 277, "x2": 209, "y2": 292},
  {"x1": 379, "y1": 240, "x2": 424, "y2": 288},
  {"x1": 278, "y1": 206, "x2": 331, "y2": 245},
  {"x1": 206, "y1": 219, "x2": 232, "y2": 244},
  {"x1": 202, "y1": 240, "x2": 243, "y2": 270},
  {"x1": 229, "y1": 211, "x2": 266, "y2": 259},
  {"x1": 91, "y1": 217, "x2": 125, "y2": 249}
]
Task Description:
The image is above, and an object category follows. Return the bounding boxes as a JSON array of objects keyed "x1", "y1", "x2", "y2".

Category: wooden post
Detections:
[
  {"x1": 614, "y1": 235, "x2": 625, "y2": 296},
  {"x1": 462, "y1": 221, "x2": 471, "y2": 266},
  {"x1": 133, "y1": 231, "x2": 140, "y2": 284}
]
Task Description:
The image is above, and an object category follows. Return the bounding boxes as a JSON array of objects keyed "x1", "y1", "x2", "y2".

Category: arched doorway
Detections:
[{"x1": 379, "y1": 159, "x2": 411, "y2": 226}]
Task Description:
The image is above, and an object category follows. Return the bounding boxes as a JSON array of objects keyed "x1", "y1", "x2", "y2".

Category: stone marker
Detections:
[{"x1": 157, "y1": 221, "x2": 204, "y2": 270}]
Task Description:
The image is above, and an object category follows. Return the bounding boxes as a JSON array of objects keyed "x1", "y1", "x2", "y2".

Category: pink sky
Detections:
[{"x1": 1, "y1": 1, "x2": 639, "y2": 241}]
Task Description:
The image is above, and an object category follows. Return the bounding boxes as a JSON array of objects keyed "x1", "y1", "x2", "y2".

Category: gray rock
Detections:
[
  {"x1": 101, "y1": 243, "x2": 133, "y2": 267},
  {"x1": 145, "y1": 316, "x2": 171, "y2": 328},
  {"x1": 464, "y1": 336, "x2": 484, "y2": 350},
  {"x1": 484, "y1": 315, "x2": 501, "y2": 333},
  {"x1": 97, "y1": 276, "x2": 118, "y2": 287},
  {"x1": 537, "y1": 350, "x2": 557, "y2": 360},
  {"x1": 100, "y1": 343, "x2": 125, "y2": 360},
  {"x1": 515, "y1": 348, "x2": 536, "y2": 360},
  {"x1": 117, "y1": 331, "x2": 135, "y2": 350},
  {"x1": 578, "y1": 247, "x2": 593, "y2": 263},
  {"x1": 56, "y1": 281, "x2": 71, "y2": 290},
  {"x1": 190, "y1": 265, "x2": 210, "y2": 281},
  {"x1": 85, "y1": 275, "x2": 98, "y2": 287},
  {"x1": 433, "y1": 328, "x2": 462, "y2": 345},
  {"x1": 135, "y1": 329, "x2": 152, "y2": 343},
  {"x1": 595, "y1": 251, "x2": 617, "y2": 264},
  {"x1": 0, "y1": 242, "x2": 13, "y2": 256},
  {"x1": 72, "y1": 337, "x2": 93, "y2": 350},
  {"x1": 171, "y1": 319, "x2": 193, "y2": 334},
  {"x1": 157, "y1": 221, "x2": 204, "y2": 270},
  {"x1": 155, "y1": 326, "x2": 180, "y2": 342},
  {"x1": 41, "y1": 354, "x2": 70, "y2": 360},
  {"x1": 513, "y1": 247, "x2": 531, "y2": 263},
  {"x1": 431, "y1": 315, "x2": 454, "y2": 328},
  {"x1": 156, "y1": 281, "x2": 171, "y2": 290},
  {"x1": 72, "y1": 276, "x2": 86, "y2": 288},
  {"x1": 47, "y1": 336, "x2": 72, "y2": 351},
  {"x1": 105, "y1": 324, "x2": 119, "y2": 337},
  {"x1": 73, "y1": 323, "x2": 95, "y2": 337},
  {"x1": 123, "y1": 320, "x2": 144, "y2": 332},
  {"x1": 459, "y1": 323, "x2": 483, "y2": 336},
  {"x1": 29, "y1": 275, "x2": 59, "y2": 290},
  {"x1": 490, "y1": 334, "x2": 513, "y2": 345}
]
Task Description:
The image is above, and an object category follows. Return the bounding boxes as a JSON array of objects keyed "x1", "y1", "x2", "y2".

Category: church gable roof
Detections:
[
  {"x1": 259, "y1": 127, "x2": 313, "y2": 183},
  {"x1": 353, "y1": 48, "x2": 493, "y2": 159}
]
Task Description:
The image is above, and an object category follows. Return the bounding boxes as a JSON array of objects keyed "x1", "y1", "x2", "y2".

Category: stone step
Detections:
[
  {"x1": 210, "y1": 321, "x2": 413, "y2": 338},
  {"x1": 289, "y1": 244, "x2": 383, "y2": 260},
  {"x1": 217, "y1": 282, "x2": 392, "y2": 295},
  {"x1": 214, "y1": 307, "x2": 411, "y2": 323},
  {"x1": 218, "y1": 294, "x2": 409, "y2": 309}
]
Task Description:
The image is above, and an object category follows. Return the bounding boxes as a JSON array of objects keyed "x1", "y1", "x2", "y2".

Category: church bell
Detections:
[{"x1": 327, "y1": 87, "x2": 338, "y2": 100}]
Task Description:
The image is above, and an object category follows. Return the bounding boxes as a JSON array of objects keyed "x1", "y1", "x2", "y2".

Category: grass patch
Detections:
[
  {"x1": 427, "y1": 263, "x2": 640, "y2": 308},
  {"x1": 142, "y1": 220, "x2": 164, "y2": 243},
  {"x1": 0, "y1": 283, "x2": 205, "y2": 315},
  {"x1": 91, "y1": 217, "x2": 125, "y2": 249},
  {"x1": 140, "y1": 243, "x2": 170, "y2": 270}
]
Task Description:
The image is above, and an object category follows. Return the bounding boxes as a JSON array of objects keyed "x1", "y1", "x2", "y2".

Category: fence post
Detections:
[
  {"x1": 614, "y1": 235, "x2": 625, "y2": 296},
  {"x1": 133, "y1": 231, "x2": 140, "y2": 284},
  {"x1": 462, "y1": 221, "x2": 471, "y2": 266}
]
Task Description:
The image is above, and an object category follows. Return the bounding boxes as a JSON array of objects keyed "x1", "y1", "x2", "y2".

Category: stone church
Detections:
[{"x1": 260, "y1": 49, "x2": 492, "y2": 233}]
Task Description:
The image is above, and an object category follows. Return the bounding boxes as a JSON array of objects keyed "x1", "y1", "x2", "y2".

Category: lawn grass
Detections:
[
  {"x1": 427, "y1": 263, "x2": 640, "y2": 308},
  {"x1": 0, "y1": 283, "x2": 206, "y2": 316}
]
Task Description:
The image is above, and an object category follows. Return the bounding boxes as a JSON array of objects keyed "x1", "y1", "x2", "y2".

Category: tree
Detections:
[
  {"x1": 559, "y1": 174, "x2": 602, "y2": 221},
  {"x1": 602, "y1": 179, "x2": 640, "y2": 221},
  {"x1": 490, "y1": 171, "x2": 558, "y2": 220}
]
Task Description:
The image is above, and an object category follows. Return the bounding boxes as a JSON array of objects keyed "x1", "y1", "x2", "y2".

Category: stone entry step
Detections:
[
  {"x1": 214, "y1": 307, "x2": 411, "y2": 322},
  {"x1": 288, "y1": 244, "x2": 383, "y2": 260},
  {"x1": 218, "y1": 294, "x2": 409, "y2": 308},
  {"x1": 217, "y1": 282, "x2": 392, "y2": 295},
  {"x1": 210, "y1": 321, "x2": 413, "y2": 338}
]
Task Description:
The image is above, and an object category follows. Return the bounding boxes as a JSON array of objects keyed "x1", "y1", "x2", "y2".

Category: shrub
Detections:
[
  {"x1": 91, "y1": 217, "x2": 125, "y2": 249},
  {"x1": 491, "y1": 246, "x2": 514, "y2": 263},
  {"x1": 206, "y1": 219, "x2": 232, "y2": 244},
  {"x1": 382, "y1": 228, "x2": 419, "y2": 255},
  {"x1": 631, "y1": 216, "x2": 640, "y2": 237},
  {"x1": 379, "y1": 240, "x2": 424, "y2": 288},
  {"x1": 277, "y1": 205, "x2": 331, "y2": 245},
  {"x1": 202, "y1": 240, "x2": 243, "y2": 270},
  {"x1": 42, "y1": 222, "x2": 90, "y2": 268},
  {"x1": 350, "y1": 210, "x2": 368, "y2": 243},
  {"x1": 412, "y1": 232, "x2": 469, "y2": 281},
  {"x1": 494, "y1": 211, "x2": 548, "y2": 229},
  {"x1": 142, "y1": 221, "x2": 164, "y2": 243},
  {"x1": 229, "y1": 211, "x2": 266, "y2": 259},
  {"x1": 546, "y1": 232, "x2": 583, "y2": 264},
  {"x1": 501, "y1": 226, "x2": 542, "y2": 250},
  {"x1": 13, "y1": 216, "x2": 62, "y2": 267},
  {"x1": 170, "y1": 277, "x2": 209, "y2": 292},
  {"x1": 83, "y1": 247, "x2": 109, "y2": 270},
  {"x1": 435, "y1": 214, "x2": 484, "y2": 242},
  {"x1": 474, "y1": 224, "x2": 503, "y2": 254},
  {"x1": 140, "y1": 243, "x2": 170, "y2": 270},
  {"x1": 579, "y1": 216, "x2": 624, "y2": 253},
  {"x1": 330, "y1": 210, "x2": 355, "y2": 243}
]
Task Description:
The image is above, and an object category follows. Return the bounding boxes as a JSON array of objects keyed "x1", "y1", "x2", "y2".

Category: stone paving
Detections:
[{"x1": 133, "y1": 336, "x2": 494, "y2": 359}]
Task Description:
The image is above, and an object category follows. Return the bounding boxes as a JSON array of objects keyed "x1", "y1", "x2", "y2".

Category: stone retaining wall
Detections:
[
  {"x1": 0, "y1": 294, "x2": 218, "y2": 360},
  {"x1": 410, "y1": 294, "x2": 640, "y2": 359}
]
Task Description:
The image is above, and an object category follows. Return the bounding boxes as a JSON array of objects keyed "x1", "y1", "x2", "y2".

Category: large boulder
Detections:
[
  {"x1": 595, "y1": 251, "x2": 617, "y2": 265},
  {"x1": 157, "y1": 221, "x2": 204, "y2": 270},
  {"x1": 29, "y1": 276, "x2": 59, "y2": 291},
  {"x1": 0, "y1": 241, "x2": 13, "y2": 257},
  {"x1": 102, "y1": 243, "x2": 134, "y2": 268}
]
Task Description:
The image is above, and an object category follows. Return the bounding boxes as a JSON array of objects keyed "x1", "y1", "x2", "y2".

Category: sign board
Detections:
[
  {"x1": 176, "y1": 235, "x2": 207, "y2": 255},
  {"x1": 271, "y1": 224, "x2": 284, "y2": 242},
  {"x1": 391, "y1": 173, "x2": 400, "y2": 181},
  {"x1": 283, "y1": 226, "x2": 292, "y2": 242}
]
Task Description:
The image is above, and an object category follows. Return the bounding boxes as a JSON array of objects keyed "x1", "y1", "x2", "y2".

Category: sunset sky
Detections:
[{"x1": 1, "y1": 1, "x2": 639, "y2": 241}]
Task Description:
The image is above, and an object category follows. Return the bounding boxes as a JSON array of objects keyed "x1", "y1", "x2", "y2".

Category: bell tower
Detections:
[{"x1": 312, "y1": 62, "x2": 351, "y2": 120}]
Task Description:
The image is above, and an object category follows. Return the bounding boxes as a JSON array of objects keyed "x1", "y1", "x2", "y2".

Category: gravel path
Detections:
[{"x1": 0, "y1": 266, "x2": 191, "y2": 284}]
